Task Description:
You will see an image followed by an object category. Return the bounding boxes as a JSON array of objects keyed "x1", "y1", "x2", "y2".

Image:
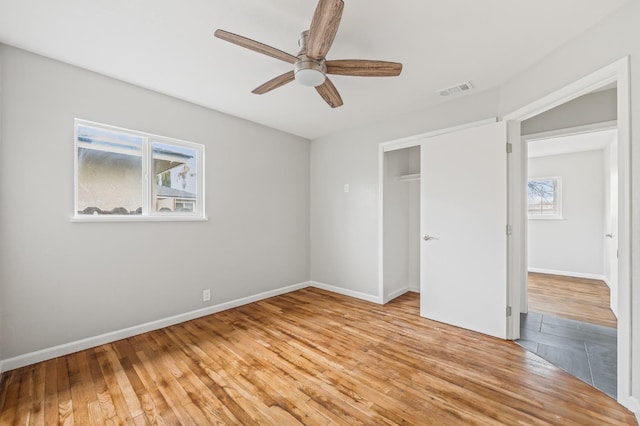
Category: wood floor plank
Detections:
[
  {"x1": 0, "y1": 370, "x2": 20, "y2": 425},
  {"x1": 56, "y1": 357, "x2": 75, "y2": 425},
  {"x1": 115, "y1": 336, "x2": 175, "y2": 425},
  {"x1": 29, "y1": 362, "x2": 46, "y2": 426},
  {"x1": 134, "y1": 343, "x2": 198, "y2": 425},
  {"x1": 86, "y1": 346, "x2": 125, "y2": 424},
  {"x1": 43, "y1": 359, "x2": 59, "y2": 425},
  {"x1": 95, "y1": 345, "x2": 137, "y2": 424},
  {"x1": 67, "y1": 351, "x2": 96, "y2": 425},
  {"x1": 14, "y1": 366, "x2": 34, "y2": 425},
  {"x1": 528, "y1": 272, "x2": 617, "y2": 327},
  {"x1": 151, "y1": 328, "x2": 244, "y2": 425},
  {"x1": 0, "y1": 287, "x2": 636, "y2": 425}
]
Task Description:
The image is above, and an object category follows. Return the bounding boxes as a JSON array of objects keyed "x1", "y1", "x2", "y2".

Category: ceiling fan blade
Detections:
[
  {"x1": 315, "y1": 77, "x2": 343, "y2": 108},
  {"x1": 326, "y1": 60, "x2": 403, "y2": 77},
  {"x1": 307, "y1": 0, "x2": 344, "y2": 60},
  {"x1": 252, "y1": 71, "x2": 295, "y2": 94},
  {"x1": 215, "y1": 29, "x2": 297, "y2": 64}
]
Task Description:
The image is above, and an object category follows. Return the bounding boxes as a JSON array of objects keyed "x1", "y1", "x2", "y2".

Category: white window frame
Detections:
[
  {"x1": 73, "y1": 119, "x2": 206, "y2": 222},
  {"x1": 527, "y1": 176, "x2": 563, "y2": 220}
]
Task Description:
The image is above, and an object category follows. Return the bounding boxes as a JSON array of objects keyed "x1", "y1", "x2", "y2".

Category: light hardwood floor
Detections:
[
  {"x1": 528, "y1": 272, "x2": 617, "y2": 328},
  {"x1": 0, "y1": 288, "x2": 635, "y2": 425}
]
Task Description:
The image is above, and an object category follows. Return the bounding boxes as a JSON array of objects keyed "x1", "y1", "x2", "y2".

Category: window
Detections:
[
  {"x1": 74, "y1": 119, "x2": 205, "y2": 221},
  {"x1": 527, "y1": 176, "x2": 562, "y2": 219}
]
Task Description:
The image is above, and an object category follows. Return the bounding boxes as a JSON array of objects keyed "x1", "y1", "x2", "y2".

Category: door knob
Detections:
[
  {"x1": 423, "y1": 234, "x2": 439, "y2": 241},
  {"x1": 605, "y1": 233, "x2": 613, "y2": 238}
]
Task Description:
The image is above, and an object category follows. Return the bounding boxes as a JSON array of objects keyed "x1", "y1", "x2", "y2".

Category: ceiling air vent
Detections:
[{"x1": 437, "y1": 81, "x2": 473, "y2": 97}]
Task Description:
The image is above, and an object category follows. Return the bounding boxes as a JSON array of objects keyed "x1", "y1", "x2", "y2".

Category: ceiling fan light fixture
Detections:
[
  {"x1": 294, "y1": 55, "x2": 327, "y2": 87},
  {"x1": 295, "y1": 68, "x2": 326, "y2": 87}
]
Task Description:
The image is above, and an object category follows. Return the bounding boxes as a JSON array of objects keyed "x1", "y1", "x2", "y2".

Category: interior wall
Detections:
[
  {"x1": 498, "y1": 0, "x2": 640, "y2": 409},
  {"x1": 383, "y1": 149, "x2": 410, "y2": 300},
  {"x1": 521, "y1": 88, "x2": 616, "y2": 135},
  {"x1": 382, "y1": 146, "x2": 420, "y2": 301},
  {"x1": 0, "y1": 45, "x2": 310, "y2": 361},
  {"x1": 310, "y1": 89, "x2": 500, "y2": 297},
  {"x1": 407, "y1": 147, "x2": 421, "y2": 293},
  {"x1": 527, "y1": 150, "x2": 605, "y2": 277}
]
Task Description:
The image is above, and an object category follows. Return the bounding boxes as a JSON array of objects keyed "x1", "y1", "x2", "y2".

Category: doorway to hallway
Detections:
[{"x1": 518, "y1": 273, "x2": 617, "y2": 398}]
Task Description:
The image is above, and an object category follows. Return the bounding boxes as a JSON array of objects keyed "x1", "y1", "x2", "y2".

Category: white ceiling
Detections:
[
  {"x1": 528, "y1": 128, "x2": 617, "y2": 158},
  {"x1": 0, "y1": 0, "x2": 630, "y2": 140}
]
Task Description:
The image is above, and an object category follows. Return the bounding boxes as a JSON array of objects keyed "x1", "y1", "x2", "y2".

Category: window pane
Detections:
[
  {"x1": 152, "y1": 142, "x2": 198, "y2": 213},
  {"x1": 77, "y1": 125, "x2": 143, "y2": 215},
  {"x1": 527, "y1": 178, "x2": 557, "y2": 216}
]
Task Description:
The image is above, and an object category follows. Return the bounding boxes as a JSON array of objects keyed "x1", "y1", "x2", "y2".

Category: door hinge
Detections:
[
  {"x1": 506, "y1": 224, "x2": 512, "y2": 235},
  {"x1": 506, "y1": 306, "x2": 512, "y2": 317},
  {"x1": 506, "y1": 143, "x2": 513, "y2": 154}
]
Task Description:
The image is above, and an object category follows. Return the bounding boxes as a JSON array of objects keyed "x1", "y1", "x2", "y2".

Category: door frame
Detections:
[
  {"x1": 519, "y1": 120, "x2": 618, "y2": 313},
  {"x1": 377, "y1": 118, "x2": 497, "y2": 303},
  {"x1": 504, "y1": 56, "x2": 632, "y2": 408}
]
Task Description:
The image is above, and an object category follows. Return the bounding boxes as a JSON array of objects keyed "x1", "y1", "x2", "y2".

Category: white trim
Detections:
[
  {"x1": 311, "y1": 281, "x2": 381, "y2": 304},
  {"x1": 507, "y1": 120, "x2": 524, "y2": 338},
  {"x1": 377, "y1": 117, "x2": 498, "y2": 305},
  {"x1": 71, "y1": 215, "x2": 209, "y2": 223},
  {"x1": 380, "y1": 117, "x2": 497, "y2": 152},
  {"x1": 504, "y1": 56, "x2": 632, "y2": 408},
  {"x1": 0, "y1": 281, "x2": 310, "y2": 372},
  {"x1": 626, "y1": 396, "x2": 640, "y2": 423},
  {"x1": 398, "y1": 173, "x2": 420, "y2": 182},
  {"x1": 503, "y1": 61, "x2": 621, "y2": 121},
  {"x1": 528, "y1": 268, "x2": 607, "y2": 282},
  {"x1": 523, "y1": 120, "x2": 617, "y2": 142},
  {"x1": 74, "y1": 118, "x2": 206, "y2": 221},
  {"x1": 386, "y1": 287, "x2": 410, "y2": 302},
  {"x1": 377, "y1": 144, "x2": 386, "y2": 304}
]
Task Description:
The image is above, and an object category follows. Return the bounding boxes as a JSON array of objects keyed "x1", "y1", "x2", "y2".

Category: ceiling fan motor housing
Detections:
[{"x1": 294, "y1": 30, "x2": 327, "y2": 87}]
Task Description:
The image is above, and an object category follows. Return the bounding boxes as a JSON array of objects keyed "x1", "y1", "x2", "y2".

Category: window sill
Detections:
[
  {"x1": 71, "y1": 215, "x2": 208, "y2": 223},
  {"x1": 528, "y1": 216, "x2": 565, "y2": 221}
]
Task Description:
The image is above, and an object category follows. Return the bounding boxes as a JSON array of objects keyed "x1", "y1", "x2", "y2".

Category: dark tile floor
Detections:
[{"x1": 516, "y1": 311, "x2": 617, "y2": 398}]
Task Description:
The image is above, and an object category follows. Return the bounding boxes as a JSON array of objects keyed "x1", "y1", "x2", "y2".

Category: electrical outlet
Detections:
[{"x1": 203, "y1": 289, "x2": 211, "y2": 302}]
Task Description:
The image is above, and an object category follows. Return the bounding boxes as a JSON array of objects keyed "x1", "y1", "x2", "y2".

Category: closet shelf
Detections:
[{"x1": 399, "y1": 173, "x2": 420, "y2": 182}]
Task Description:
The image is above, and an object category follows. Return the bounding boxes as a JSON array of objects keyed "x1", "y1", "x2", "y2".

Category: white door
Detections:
[
  {"x1": 420, "y1": 121, "x2": 508, "y2": 339},
  {"x1": 605, "y1": 137, "x2": 619, "y2": 317}
]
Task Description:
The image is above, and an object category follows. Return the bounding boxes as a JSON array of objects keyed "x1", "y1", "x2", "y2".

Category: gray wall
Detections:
[
  {"x1": 528, "y1": 150, "x2": 605, "y2": 276},
  {"x1": 0, "y1": 45, "x2": 310, "y2": 360},
  {"x1": 522, "y1": 88, "x2": 616, "y2": 135}
]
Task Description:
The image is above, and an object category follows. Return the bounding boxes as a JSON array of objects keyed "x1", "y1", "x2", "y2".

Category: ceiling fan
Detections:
[{"x1": 214, "y1": 0, "x2": 402, "y2": 108}]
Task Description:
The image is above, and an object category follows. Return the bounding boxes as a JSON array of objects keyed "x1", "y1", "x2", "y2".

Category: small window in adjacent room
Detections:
[
  {"x1": 527, "y1": 176, "x2": 562, "y2": 219},
  {"x1": 74, "y1": 119, "x2": 205, "y2": 221}
]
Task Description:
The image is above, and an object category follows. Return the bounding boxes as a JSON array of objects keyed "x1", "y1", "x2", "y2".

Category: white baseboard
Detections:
[
  {"x1": 409, "y1": 284, "x2": 420, "y2": 293},
  {"x1": 620, "y1": 396, "x2": 640, "y2": 423},
  {"x1": 310, "y1": 281, "x2": 381, "y2": 304},
  {"x1": 384, "y1": 287, "x2": 410, "y2": 303},
  {"x1": 528, "y1": 268, "x2": 606, "y2": 282},
  {"x1": 0, "y1": 281, "x2": 311, "y2": 373}
]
